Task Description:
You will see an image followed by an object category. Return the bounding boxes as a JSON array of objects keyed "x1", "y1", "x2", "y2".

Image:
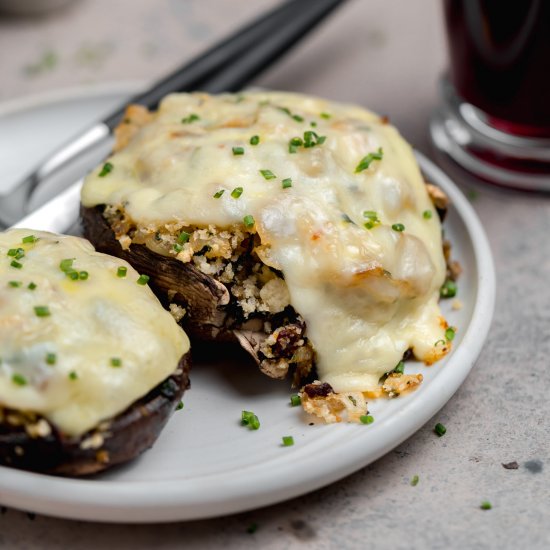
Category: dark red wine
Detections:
[{"x1": 444, "y1": 0, "x2": 550, "y2": 136}]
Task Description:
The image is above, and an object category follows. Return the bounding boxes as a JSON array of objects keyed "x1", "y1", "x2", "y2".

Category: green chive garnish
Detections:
[
  {"x1": 434, "y1": 339, "x2": 446, "y2": 347},
  {"x1": 243, "y1": 215, "x2": 255, "y2": 228},
  {"x1": 411, "y1": 475, "x2": 420, "y2": 486},
  {"x1": 355, "y1": 147, "x2": 383, "y2": 173},
  {"x1": 231, "y1": 187, "x2": 244, "y2": 199},
  {"x1": 480, "y1": 501, "x2": 492, "y2": 510},
  {"x1": 10, "y1": 260, "x2": 22, "y2": 269},
  {"x1": 45, "y1": 353, "x2": 56, "y2": 365},
  {"x1": 34, "y1": 305, "x2": 50, "y2": 317},
  {"x1": 310, "y1": 121, "x2": 317, "y2": 127},
  {"x1": 445, "y1": 327, "x2": 456, "y2": 341},
  {"x1": 320, "y1": 112, "x2": 331, "y2": 119},
  {"x1": 59, "y1": 258, "x2": 74, "y2": 272},
  {"x1": 110, "y1": 357, "x2": 122, "y2": 367},
  {"x1": 282, "y1": 178, "x2": 292, "y2": 189},
  {"x1": 12, "y1": 374, "x2": 27, "y2": 386},
  {"x1": 392, "y1": 223, "x2": 405, "y2": 232},
  {"x1": 68, "y1": 371, "x2": 78, "y2": 380},
  {"x1": 440, "y1": 280, "x2": 457, "y2": 298},
  {"x1": 7, "y1": 248, "x2": 17, "y2": 257},
  {"x1": 282, "y1": 436, "x2": 294, "y2": 447},
  {"x1": 423, "y1": 210, "x2": 433, "y2": 219},
  {"x1": 277, "y1": 106, "x2": 304, "y2": 122},
  {"x1": 289, "y1": 137, "x2": 303, "y2": 153},
  {"x1": 181, "y1": 113, "x2": 200, "y2": 124},
  {"x1": 363, "y1": 210, "x2": 380, "y2": 230},
  {"x1": 213, "y1": 189, "x2": 225, "y2": 198},
  {"x1": 177, "y1": 231, "x2": 191, "y2": 244},
  {"x1": 303, "y1": 130, "x2": 326, "y2": 148},
  {"x1": 232, "y1": 146, "x2": 244, "y2": 156},
  {"x1": 394, "y1": 361, "x2": 405, "y2": 374},
  {"x1": 117, "y1": 266, "x2": 127, "y2": 278},
  {"x1": 137, "y1": 274, "x2": 150, "y2": 285},
  {"x1": 260, "y1": 169, "x2": 276, "y2": 180},
  {"x1": 175, "y1": 401, "x2": 184, "y2": 411},
  {"x1": 173, "y1": 243, "x2": 183, "y2": 253},
  {"x1": 68, "y1": 271, "x2": 79, "y2": 281},
  {"x1": 8, "y1": 281, "x2": 22, "y2": 288},
  {"x1": 98, "y1": 162, "x2": 113, "y2": 177},
  {"x1": 241, "y1": 410, "x2": 260, "y2": 430},
  {"x1": 79, "y1": 271, "x2": 88, "y2": 280},
  {"x1": 290, "y1": 394, "x2": 301, "y2": 406},
  {"x1": 28, "y1": 282, "x2": 37, "y2": 290},
  {"x1": 22, "y1": 235, "x2": 38, "y2": 244},
  {"x1": 434, "y1": 423, "x2": 446, "y2": 436},
  {"x1": 250, "y1": 135, "x2": 260, "y2": 145},
  {"x1": 360, "y1": 415, "x2": 375, "y2": 424}
]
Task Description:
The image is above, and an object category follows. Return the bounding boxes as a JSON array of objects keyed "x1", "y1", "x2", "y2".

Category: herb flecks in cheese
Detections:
[
  {"x1": 0, "y1": 229, "x2": 189, "y2": 436},
  {"x1": 81, "y1": 91, "x2": 449, "y2": 393}
]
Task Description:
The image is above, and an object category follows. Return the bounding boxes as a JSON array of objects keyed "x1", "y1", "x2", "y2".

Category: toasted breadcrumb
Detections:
[
  {"x1": 382, "y1": 373, "x2": 423, "y2": 397},
  {"x1": 452, "y1": 298, "x2": 463, "y2": 310},
  {"x1": 169, "y1": 303, "x2": 187, "y2": 322}
]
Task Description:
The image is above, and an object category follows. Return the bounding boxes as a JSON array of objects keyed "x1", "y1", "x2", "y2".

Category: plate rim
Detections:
[{"x1": 0, "y1": 85, "x2": 496, "y2": 523}]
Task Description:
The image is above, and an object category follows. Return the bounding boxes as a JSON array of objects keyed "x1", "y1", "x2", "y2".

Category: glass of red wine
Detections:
[{"x1": 431, "y1": 0, "x2": 550, "y2": 191}]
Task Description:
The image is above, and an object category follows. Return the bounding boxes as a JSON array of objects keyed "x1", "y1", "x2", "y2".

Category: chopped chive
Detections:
[
  {"x1": 355, "y1": 147, "x2": 384, "y2": 173},
  {"x1": 22, "y1": 235, "x2": 38, "y2": 244},
  {"x1": 8, "y1": 281, "x2": 22, "y2": 288},
  {"x1": 12, "y1": 373, "x2": 27, "y2": 386},
  {"x1": 181, "y1": 113, "x2": 200, "y2": 124},
  {"x1": 10, "y1": 260, "x2": 23, "y2": 269},
  {"x1": 117, "y1": 266, "x2": 127, "y2": 278},
  {"x1": 249, "y1": 135, "x2": 260, "y2": 146},
  {"x1": 290, "y1": 394, "x2": 301, "y2": 406},
  {"x1": 410, "y1": 475, "x2": 420, "y2": 486},
  {"x1": 348, "y1": 395, "x2": 357, "y2": 406},
  {"x1": 213, "y1": 189, "x2": 225, "y2": 198},
  {"x1": 434, "y1": 339, "x2": 446, "y2": 347},
  {"x1": 363, "y1": 210, "x2": 381, "y2": 230},
  {"x1": 282, "y1": 436, "x2": 294, "y2": 447},
  {"x1": 136, "y1": 274, "x2": 150, "y2": 285},
  {"x1": 320, "y1": 112, "x2": 331, "y2": 119},
  {"x1": 34, "y1": 305, "x2": 50, "y2": 317},
  {"x1": 110, "y1": 357, "x2": 122, "y2": 367},
  {"x1": 260, "y1": 169, "x2": 276, "y2": 180},
  {"x1": 277, "y1": 106, "x2": 304, "y2": 122},
  {"x1": 440, "y1": 280, "x2": 457, "y2": 298},
  {"x1": 303, "y1": 130, "x2": 326, "y2": 148},
  {"x1": 288, "y1": 137, "x2": 303, "y2": 153},
  {"x1": 341, "y1": 213, "x2": 354, "y2": 224},
  {"x1": 177, "y1": 231, "x2": 191, "y2": 244},
  {"x1": 45, "y1": 353, "x2": 56, "y2": 365},
  {"x1": 243, "y1": 215, "x2": 255, "y2": 228},
  {"x1": 68, "y1": 271, "x2": 79, "y2": 281},
  {"x1": 392, "y1": 223, "x2": 405, "y2": 232},
  {"x1": 79, "y1": 271, "x2": 88, "y2": 280},
  {"x1": 423, "y1": 210, "x2": 433, "y2": 219},
  {"x1": 9, "y1": 248, "x2": 25, "y2": 259},
  {"x1": 173, "y1": 243, "x2": 183, "y2": 253},
  {"x1": 232, "y1": 146, "x2": 245, "y2": 156},
  {"x1": 28, "y1": 282, "x2": 37, "y2": 290},
  {"x1": 59, "y1": 258, "x2": 74, "y2": 272},
  {"x1": 68, "y1": 371, "x2": 78, "y2": 380},
  {"x1": 310, "y1": 121, "x2": 317, "y2": 127},
  {"x1": 434, "y1": 423, "x2": 446, "y2": 436},
  {"x1": 241, "y1": 410, "x2": 260, "y2": 430},
  {"x1": 445, "y1": 327, "x2": 456, "y2": 341},
  {"x1": 7, "y1": 248, "x2": 17, "y2": 257},
  {"x1": 394, "y1": 361, "x2": 405, "y2": 374},
  {"x1": 231, "y1": 187, "x2": 244, "y2": 199},
  {"x1": 360, "y1": 415, "x2": 375, "y2": 424},
  {"x1": 175, "y1": 401, "x2": 184, "y2": 411},
  {"x1": 480, "y1": 501, "x2": 492, "y2": 510},
  {"x1": 98, "y1": 162, "x2": 113, "y2": 177},
  {"x1": 282, "y1": 178, "x2": 292, "y2": 189}
]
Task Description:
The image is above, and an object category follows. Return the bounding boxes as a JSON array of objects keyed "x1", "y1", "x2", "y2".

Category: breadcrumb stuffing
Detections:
[{"x1": 169, "y1": 303, "x2": 187, "y2": 322}]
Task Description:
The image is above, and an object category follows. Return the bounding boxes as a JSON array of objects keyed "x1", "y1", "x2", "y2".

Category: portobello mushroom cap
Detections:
[{"x1": 0, "y1": 354, "x2": 190, "y2": 476}]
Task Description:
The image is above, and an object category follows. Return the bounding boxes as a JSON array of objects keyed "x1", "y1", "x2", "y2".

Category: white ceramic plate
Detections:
[{"x1": 0, "y1": 85, "x2": 495, "y2": 523}]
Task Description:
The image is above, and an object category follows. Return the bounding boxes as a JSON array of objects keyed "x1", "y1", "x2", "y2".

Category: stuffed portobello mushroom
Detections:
[
  {"x1": 0, "y1": 229, "x2": 190, "y2": 475},
  {"x1": 81, "y1": 91, "x2": 453, "y2": 421}
]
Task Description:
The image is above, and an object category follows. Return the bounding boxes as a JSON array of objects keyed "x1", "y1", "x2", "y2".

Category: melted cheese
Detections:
[
  {"x1": 81, "y1": 91, "x2": 448, "y2": 392},
  {"x1": 0, "y1": 229, "x2": 189, "y2": 436}
]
